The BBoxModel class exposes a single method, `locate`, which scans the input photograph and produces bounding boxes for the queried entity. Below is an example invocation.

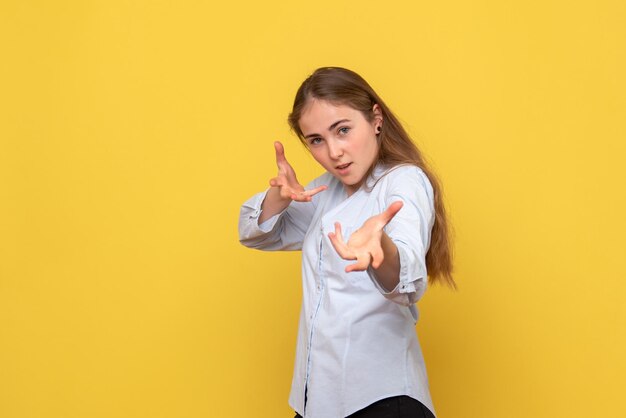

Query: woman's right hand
[269,141,327,202]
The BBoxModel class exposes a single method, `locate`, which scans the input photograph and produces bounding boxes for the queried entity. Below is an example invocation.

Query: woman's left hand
[328,201,404,272]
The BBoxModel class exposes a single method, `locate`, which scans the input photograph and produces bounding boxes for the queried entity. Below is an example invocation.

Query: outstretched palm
[328,201,404,272]
[270,141,327,202]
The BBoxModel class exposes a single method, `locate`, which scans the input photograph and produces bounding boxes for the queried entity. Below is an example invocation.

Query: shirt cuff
[366,245,427,306]
[246,188,287,232]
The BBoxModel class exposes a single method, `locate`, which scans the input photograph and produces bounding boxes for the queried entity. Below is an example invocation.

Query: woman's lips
[336,162,352,175]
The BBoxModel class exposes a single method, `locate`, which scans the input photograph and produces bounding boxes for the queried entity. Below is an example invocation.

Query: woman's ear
[372,104,383,122]
[372,104,383,130]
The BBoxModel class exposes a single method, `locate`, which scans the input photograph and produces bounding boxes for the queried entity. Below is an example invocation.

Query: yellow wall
[1,1,624,417]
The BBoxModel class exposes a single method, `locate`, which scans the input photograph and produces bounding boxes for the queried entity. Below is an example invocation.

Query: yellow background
[1,1,624,417]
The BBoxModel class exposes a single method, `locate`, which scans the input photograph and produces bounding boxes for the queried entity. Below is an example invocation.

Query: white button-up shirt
[239,164,437,418]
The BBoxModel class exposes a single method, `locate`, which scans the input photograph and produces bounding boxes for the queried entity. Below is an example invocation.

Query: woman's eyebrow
[304,119,351,139]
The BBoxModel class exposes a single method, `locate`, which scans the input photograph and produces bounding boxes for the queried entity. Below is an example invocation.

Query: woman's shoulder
[373,164,435,211]
[385,163,427,177]
[375,164,433,192]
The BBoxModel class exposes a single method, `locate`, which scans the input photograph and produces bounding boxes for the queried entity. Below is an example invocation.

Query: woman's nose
[327,139,343,159]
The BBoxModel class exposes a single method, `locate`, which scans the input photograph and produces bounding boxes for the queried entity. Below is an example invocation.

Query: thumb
[380,200,404,224]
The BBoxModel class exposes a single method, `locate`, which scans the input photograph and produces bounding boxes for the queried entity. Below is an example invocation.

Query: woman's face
[298,99,381,196]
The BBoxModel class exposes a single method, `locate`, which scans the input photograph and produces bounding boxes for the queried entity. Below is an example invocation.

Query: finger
[302,185,328,197]
[274,141,285,160]
[370,247,385,269]
[291,191,312,202]
[274,141,289,168]
[333,222,345,246]
[328,223,356,260]
[380,200,404,224]
[269,176,286,188]
[346,253,372,272]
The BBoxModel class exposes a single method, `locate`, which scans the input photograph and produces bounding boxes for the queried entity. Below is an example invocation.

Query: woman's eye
[310,137,323,145]
[338,127,350,135]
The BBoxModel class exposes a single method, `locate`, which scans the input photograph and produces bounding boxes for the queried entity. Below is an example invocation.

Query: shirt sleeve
[238,176,325,251]
[367,166,435,306]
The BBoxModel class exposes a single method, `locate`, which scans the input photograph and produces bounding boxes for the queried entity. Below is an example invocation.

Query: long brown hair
[288,67,455,288]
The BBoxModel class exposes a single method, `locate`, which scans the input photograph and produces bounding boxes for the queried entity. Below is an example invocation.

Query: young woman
[239,67,455,418]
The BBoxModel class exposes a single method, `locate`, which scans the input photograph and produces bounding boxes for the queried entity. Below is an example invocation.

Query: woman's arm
[372,231,401,291]
[328,166,435,304]
[238,141,327,251]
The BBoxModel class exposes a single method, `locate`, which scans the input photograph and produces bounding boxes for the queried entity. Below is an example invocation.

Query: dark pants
[294,395,436,418]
